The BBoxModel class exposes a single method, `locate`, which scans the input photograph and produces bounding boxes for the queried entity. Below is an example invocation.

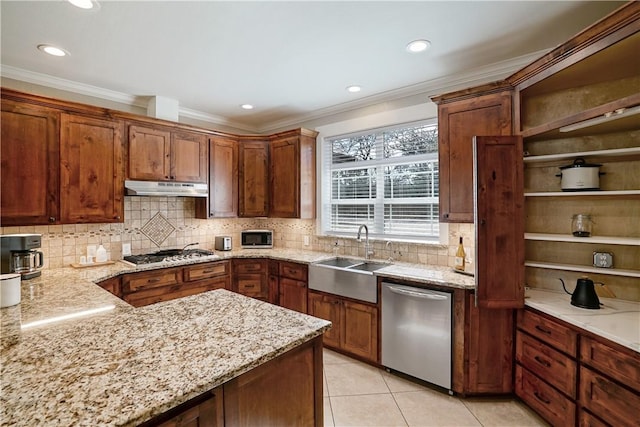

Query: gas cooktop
[124,248,217,266]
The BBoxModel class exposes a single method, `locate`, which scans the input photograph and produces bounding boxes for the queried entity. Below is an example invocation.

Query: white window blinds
[322,121,439,240]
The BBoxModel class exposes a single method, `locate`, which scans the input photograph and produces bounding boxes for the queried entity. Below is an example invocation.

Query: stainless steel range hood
[125,180,208,197]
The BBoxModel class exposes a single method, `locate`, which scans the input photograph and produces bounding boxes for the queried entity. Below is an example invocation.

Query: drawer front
[279,261,307,281]
[236,274,268,298]
[579,366,640,427]
[125,277,228,307]
[124,269,181,292]
[578,409,608,427]
[184,261,229,282]
[516,331,577,398]
[517,309,578,356]
[234,260,267,274]
[580,336,640,393]
[515,365,576,427]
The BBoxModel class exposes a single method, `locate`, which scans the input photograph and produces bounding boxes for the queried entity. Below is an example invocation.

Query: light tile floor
[323,349,549,427]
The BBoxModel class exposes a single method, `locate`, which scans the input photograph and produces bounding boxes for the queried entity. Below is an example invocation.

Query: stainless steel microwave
[241,230,273,249]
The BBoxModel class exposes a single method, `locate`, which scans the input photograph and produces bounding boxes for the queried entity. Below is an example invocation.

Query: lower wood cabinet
[96,276,122,298]
[516,307,640,426]
[276,261,308,313]
[232,259,269,302]
[121,261,230,307]
[308,290,378,363]
[144,336,323,427]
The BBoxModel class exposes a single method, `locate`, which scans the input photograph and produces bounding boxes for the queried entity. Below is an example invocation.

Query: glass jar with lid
[572,214,593,237]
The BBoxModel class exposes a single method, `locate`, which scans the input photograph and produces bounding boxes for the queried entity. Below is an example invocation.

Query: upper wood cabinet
[432,88,512,223]
[195,135,238,218]
[60,113,124,223]
[269,129,317,218]
[238,139,269,217]
[1,92,124,225]
[1,99,60,226]
[128,124,207,183]
[474,135,524,309]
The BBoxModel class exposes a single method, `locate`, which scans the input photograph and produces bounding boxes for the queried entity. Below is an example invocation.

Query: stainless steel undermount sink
[308,257,391,303]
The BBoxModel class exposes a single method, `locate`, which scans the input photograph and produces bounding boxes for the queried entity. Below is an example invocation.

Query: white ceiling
[0,1,625,133]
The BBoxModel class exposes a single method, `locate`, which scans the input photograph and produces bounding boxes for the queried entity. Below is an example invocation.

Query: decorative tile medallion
[140,212,175,246]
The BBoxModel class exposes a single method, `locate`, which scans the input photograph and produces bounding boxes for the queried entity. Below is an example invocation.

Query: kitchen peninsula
[0,265,330,426]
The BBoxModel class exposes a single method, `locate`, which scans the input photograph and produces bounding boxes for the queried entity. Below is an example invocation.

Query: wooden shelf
[524,190,640,197]
[524,147,640,164]
[525,261,640,278]
[521,94,640,140]
[525,233,640,246]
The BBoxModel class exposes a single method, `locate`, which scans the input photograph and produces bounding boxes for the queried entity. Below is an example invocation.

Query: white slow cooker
[556,158,604,191]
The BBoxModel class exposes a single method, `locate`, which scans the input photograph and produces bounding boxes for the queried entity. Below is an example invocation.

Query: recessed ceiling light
[241,104,254,110]
[68,0,99,10]
[346,85,361,93]
[406,39,431,53]
[37,44,69,57]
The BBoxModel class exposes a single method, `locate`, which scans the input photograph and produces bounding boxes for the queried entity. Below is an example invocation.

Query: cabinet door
[466,293,513,394]
[171,130,207,183]
[270,136,300,218]
[60,114,124,223]
[208,136,238,217]
[474,135,524,308]
[341,300,378,362]
[128,124,171,180]
[308,291,341,349]
[437,90,512,222]
[279,277,308,313]
[238,139,269,217]
[97,276,121,298]
[1,100,59,225]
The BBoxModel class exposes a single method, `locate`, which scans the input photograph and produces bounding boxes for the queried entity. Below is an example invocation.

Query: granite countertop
[1,273,330,426]
[525,288,640,353]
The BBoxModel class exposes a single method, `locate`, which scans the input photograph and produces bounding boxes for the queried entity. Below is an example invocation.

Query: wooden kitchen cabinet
[196,135,238,218]
[1,98,60,226]
[155,387,223,427]
[128,124,207,183]
[121,261,230,307]
[269,129,317,218]
[238,139,269,217]
[232,259,269,301]
[308,290,378,363]
[96,276,122,298]
[276,261,308,313]
[431,87,512,222]
[60,113,124,223]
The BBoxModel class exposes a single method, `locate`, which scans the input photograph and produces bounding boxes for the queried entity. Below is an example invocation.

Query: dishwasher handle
[386,285,448,300]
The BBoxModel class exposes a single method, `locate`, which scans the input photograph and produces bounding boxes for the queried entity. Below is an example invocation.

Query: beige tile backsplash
[0,196,474,271]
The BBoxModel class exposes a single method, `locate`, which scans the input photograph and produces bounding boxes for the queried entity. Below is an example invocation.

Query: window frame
[318,118,443,243]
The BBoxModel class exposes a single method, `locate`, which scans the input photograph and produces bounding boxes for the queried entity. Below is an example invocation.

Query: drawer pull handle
[202,269,214,273]
[535,325,552,335]
[534,356,551,368]
[147,278,161,283]
[533,391,551,405]
[244,284,255,288]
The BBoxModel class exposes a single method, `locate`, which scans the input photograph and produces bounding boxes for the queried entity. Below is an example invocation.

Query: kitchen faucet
[356,225,374,260]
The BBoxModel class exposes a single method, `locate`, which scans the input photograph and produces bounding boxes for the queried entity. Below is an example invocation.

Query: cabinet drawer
[236,275,268,298]
[579,366,640,427]
[578,409,608,427]
[515,365,576,427]
[184,261,229,282]
[516,331,577,398]
[234,260,267,274]
[580,336,640,393]
[517,309,577,356]
[279,261,307,281]
[123,269,180,292]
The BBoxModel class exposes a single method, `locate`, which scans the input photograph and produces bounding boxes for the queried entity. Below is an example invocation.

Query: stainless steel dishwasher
[381,282,452,390]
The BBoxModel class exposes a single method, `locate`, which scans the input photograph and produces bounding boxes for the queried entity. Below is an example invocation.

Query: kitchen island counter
[1,271,330,426]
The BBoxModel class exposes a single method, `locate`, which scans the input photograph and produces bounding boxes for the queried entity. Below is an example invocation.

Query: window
[321,120,439,240]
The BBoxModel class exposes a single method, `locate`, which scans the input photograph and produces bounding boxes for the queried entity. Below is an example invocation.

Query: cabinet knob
[443,213,449,219]
[48,217,56,223]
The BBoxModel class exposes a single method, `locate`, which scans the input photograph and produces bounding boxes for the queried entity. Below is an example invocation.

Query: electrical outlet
[122,243,131,256]
[303,235,310,246]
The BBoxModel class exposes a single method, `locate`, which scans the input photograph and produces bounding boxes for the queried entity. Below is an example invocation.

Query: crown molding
[2,48,548,134]
[256,48,549,133]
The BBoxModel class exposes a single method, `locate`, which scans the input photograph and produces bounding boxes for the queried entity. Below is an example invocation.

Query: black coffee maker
[0,234,44,280]
[559,277,601,309]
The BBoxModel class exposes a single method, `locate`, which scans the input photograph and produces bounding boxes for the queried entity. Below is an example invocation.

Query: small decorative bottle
[454,237,466,272]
